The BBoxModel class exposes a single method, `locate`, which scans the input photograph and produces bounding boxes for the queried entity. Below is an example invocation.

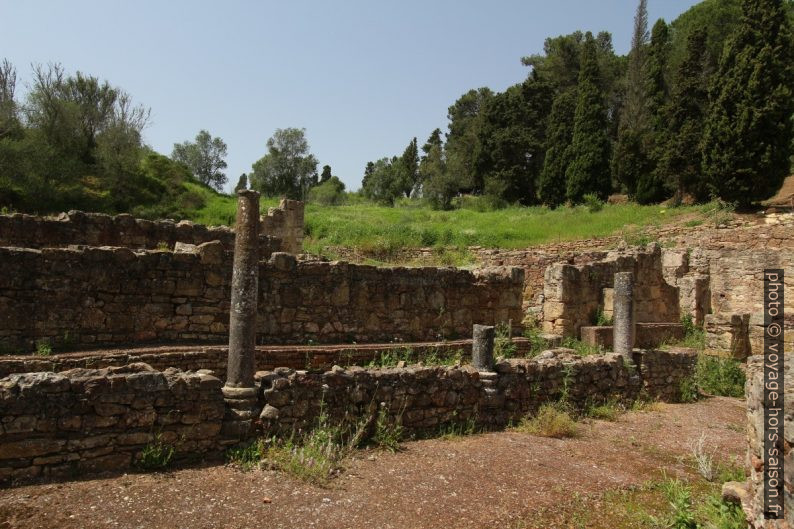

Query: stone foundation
[580,323,685,350]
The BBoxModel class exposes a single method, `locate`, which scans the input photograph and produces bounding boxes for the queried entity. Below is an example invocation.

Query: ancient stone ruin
[0,195,791,526]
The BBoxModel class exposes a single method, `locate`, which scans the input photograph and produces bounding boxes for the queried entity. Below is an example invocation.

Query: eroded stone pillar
[613,271,635,359]
[223,190,260,437]
[472,324,495,371]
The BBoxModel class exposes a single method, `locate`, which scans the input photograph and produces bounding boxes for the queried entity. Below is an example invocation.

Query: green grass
[184,192,707,264]
[136,434,175,471]
[365,347,464,368]
[693,355,745,398]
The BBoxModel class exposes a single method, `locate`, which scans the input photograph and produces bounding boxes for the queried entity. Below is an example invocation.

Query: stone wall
[0,200,305,256]
[0,363,224,483]
[260,199,304,254]
[0,349,697,484]
[542,244,680,337]
[0,338,539,379]
[0,246,523,351]
[256,348,696,435]
[743,354,793,528]
[260,253,524,344]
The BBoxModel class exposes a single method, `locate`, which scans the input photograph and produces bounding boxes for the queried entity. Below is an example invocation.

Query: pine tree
[657,28,709,201]
[702,0,794,206]
[634,18,671,204]
[398,137,419,197]
[538,89,576,207]
[565,33,612,203]
[613,0,652,196]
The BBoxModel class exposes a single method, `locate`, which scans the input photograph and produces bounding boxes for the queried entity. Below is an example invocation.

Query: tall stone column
[472,324,495,371]
[223,190,261,438]
[613,271,635,360]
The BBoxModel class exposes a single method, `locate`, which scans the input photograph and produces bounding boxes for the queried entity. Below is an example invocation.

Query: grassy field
[188,190,706,262]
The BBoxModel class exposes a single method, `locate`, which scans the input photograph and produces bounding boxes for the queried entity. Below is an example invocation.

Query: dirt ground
[0,397,745,529]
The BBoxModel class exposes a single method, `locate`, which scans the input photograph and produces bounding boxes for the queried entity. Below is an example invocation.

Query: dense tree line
[363,0,793,209]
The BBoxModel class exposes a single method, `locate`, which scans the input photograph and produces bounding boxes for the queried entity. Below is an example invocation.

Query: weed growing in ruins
[693,355,745,398]
[435,414,479,440]
[522,324,548,356]
[261,407,369,485]
[515,402,579,439]
[137,434,175,471]
[701,198,737,228]
[680,314,706,350]
[156,241,170,251]
[679,376,699,403]
[646,475,747,529]
[372,405,404,452]
[35,339,52,356]
[594,308,612,326]
[651,477,698,529]
[584,398,624,421]
[366,347,463,368]
[690,433,716,482]
[226,439,265,471]
[560,337,601,357]
[494,322,517,358]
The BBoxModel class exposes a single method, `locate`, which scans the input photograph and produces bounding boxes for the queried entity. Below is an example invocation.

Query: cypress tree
[538,89,576,207]
[565,33,612,203]
[702,0,794,206]
[634,18,671,204]
[613,1,652,198]
[658,28,710,201]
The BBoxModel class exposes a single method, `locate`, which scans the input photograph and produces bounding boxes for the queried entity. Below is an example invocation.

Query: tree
[397,138,419,197]
[445,87,493,193]
[249,127,319,200]
[657,28,710,201]
[361,157,401,205]
[702,0,794,206]
[320,165,332,184]
[171,130,228,191]
[475,77,553,205]
[614,0,652,195]
[538,89,576,207]
[417,130,455,209]
[234,173,248,192]
[0,59,21,140]
[565,33,612,203]
[309,175,346,205]
[634,19,672,204]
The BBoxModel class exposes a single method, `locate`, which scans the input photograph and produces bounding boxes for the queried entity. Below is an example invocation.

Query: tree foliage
[445,87,493,193]
[249,127,319,200]
[565,33,612,203]
[171,130,228,191]
[702,0,794,206]
[538,89,576,207]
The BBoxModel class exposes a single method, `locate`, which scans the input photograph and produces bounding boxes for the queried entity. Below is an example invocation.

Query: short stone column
[613,271,635,359]
[223,190,261,438]
[472,324,495,371]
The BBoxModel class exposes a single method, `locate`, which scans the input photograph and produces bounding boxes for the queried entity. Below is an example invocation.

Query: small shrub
[594,308,612,326]
[680,314,706,350]
[679,376,699,403]
[585,398,623,421]
[516,402,579,438]
[583,193,604,213]
[494,322,517,358]
[226,439,265,471]
[436,414,479,440]
[137,435,175,470]
[690,433,715,481]
[372,405,403,452]
[35,339,52,356]
[156,241,170,251]
[560,337,601,357]
[697,492,747,529]
[657,478,698,529]
[694,355,745,398]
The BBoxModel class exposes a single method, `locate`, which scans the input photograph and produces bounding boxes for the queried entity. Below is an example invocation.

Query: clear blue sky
[2,0,700,192]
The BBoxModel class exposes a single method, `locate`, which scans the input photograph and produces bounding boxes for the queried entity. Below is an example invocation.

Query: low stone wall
[0,338,539,379]
[0,363,224,483]
[542,244,680,336]
[0,210,281,255]
[743,354,793,528]
[0,246,524,351]
[256,349,697,435]
[0,349,697,485]
[579,323,685,350]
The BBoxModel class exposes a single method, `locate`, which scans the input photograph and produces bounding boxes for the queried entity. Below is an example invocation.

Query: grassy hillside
[191,191,706,263]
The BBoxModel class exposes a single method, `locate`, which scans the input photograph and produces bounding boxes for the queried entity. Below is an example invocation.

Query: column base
[221,385,259,440]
